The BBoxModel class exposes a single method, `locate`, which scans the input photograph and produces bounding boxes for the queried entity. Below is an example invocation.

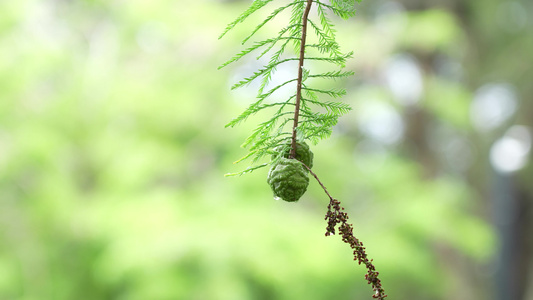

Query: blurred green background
[1,0,532,299]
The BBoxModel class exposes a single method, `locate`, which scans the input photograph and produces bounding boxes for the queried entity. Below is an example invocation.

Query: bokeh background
[0,0,532,299]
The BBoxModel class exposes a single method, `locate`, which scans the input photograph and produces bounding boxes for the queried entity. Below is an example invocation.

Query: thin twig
[290,0,313,159]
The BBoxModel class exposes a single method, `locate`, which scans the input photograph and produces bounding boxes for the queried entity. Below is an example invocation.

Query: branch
[291,0,313,158]
[302,163,388,300]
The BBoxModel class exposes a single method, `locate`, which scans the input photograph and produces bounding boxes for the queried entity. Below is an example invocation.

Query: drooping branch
[221,1,387,297]
[290,0,313,159]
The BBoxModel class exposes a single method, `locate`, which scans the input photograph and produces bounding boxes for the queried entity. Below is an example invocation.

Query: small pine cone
[272,140,313,168]
[267,158,309,202]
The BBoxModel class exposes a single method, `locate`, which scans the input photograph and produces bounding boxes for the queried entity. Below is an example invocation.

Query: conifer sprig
[220,0,358,174]
[220,1,387,298]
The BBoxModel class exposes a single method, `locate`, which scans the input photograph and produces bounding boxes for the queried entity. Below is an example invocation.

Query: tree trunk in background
[396,0,533,299]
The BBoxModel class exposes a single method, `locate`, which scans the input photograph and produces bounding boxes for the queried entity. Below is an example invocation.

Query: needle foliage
[220,0,360,176]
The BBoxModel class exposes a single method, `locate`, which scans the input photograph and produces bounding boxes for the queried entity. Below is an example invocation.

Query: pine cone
[272,140,313,168]
[267,158,309,202]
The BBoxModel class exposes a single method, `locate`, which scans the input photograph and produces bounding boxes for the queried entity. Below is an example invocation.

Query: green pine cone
[272,140,313,168]
[267,158,309,202]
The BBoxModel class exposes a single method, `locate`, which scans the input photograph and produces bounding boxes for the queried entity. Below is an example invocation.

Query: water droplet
[274,196,281,201]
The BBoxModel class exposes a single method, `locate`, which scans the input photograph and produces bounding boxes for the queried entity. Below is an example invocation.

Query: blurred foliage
[1,0,531,299]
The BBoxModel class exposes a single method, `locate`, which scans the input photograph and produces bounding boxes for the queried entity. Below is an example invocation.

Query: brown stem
[303,162,334,202]
[290,0,313,159]
[302,163,388,299]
